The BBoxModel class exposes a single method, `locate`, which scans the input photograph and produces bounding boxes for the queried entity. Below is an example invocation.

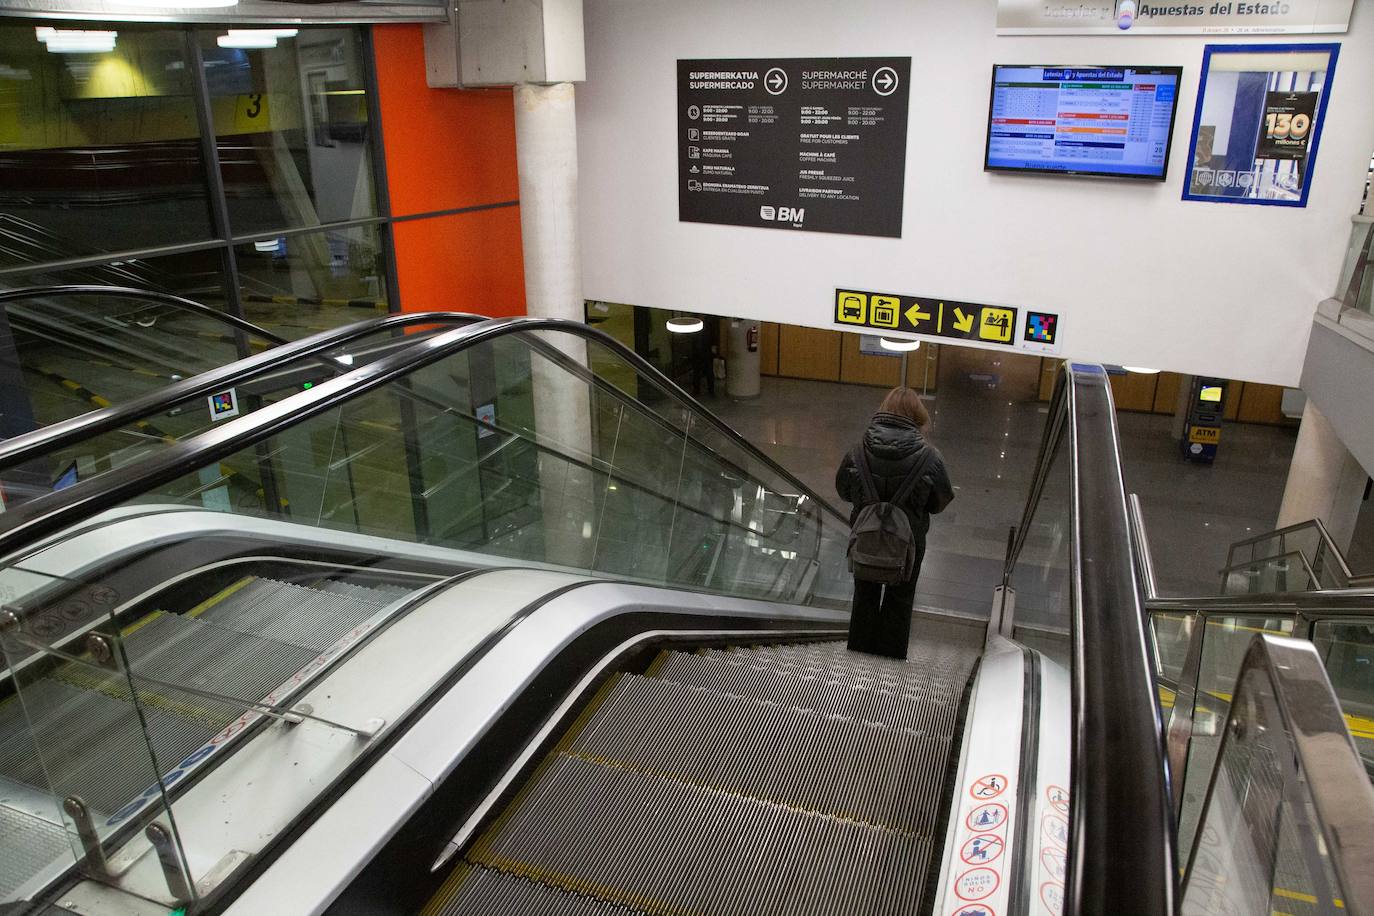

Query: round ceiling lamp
[879,337,921,352]
[1123,366,1161,374]
[666,317,704,334]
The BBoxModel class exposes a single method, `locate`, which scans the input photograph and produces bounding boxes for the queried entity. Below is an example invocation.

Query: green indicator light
[302,381,313,390]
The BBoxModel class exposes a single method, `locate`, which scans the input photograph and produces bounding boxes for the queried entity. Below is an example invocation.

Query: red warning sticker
[970,773,1008,800]
[1041,846,1067,882]
[1041,812,1069,849]
[955,867,1001,901]
[965,802,1009,833]
[960,833,1005,866]
[953,905,997,916]
[1046,784,1069,814]
[1040,881,1064,915]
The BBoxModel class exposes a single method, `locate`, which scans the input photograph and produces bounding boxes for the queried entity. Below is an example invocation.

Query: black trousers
[848,563,921,660]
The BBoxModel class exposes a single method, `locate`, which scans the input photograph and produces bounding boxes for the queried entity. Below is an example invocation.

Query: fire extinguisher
[746,325,759,353]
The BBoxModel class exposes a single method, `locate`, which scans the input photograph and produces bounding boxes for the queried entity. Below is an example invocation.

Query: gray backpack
[847,446,933,585]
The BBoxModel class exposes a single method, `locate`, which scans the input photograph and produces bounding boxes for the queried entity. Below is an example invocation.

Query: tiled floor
[706,369,1299,614]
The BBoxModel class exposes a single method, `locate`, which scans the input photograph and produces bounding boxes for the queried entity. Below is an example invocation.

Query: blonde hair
[878,387,931,431]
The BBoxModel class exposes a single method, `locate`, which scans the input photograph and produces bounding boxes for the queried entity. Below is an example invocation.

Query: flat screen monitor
[985,65,1183,180]
[1198,385,1223,404]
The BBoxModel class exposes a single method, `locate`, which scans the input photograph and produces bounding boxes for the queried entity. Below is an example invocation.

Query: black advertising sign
[678,58,912,238]
[1255,91,1318,161]
[834,289,1019,347]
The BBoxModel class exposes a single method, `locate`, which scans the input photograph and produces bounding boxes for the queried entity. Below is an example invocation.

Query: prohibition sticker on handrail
[960,833,1005,866]
[971,773,1008,800]
[966,802,1009,832]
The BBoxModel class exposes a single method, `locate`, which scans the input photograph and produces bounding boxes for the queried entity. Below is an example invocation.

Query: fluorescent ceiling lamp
[260,28,299,38]
[253,239,280,252]
[218,30,279,49]
[879,337,921,352]
[37,29,117,53]
[666,317,704,334]
[123,0,240,7]
[1123,366,1161,374]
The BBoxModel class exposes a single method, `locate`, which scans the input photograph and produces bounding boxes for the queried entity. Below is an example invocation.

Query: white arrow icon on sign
[872,66,898,96]
[765,67,788,95]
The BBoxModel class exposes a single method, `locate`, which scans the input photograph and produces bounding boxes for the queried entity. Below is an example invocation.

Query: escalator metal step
[196,578,389,654]
[0,806,70,901]
[424,863,643,916]
[709,646,963,694]
[468,752,931,916]
[0,678,231,815]
[570,673,951,834]
[116,611,317,700]
[652,651,962,736]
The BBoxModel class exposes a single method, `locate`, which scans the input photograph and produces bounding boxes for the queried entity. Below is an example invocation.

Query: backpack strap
[851,446,881,505]
[891,447,936,506]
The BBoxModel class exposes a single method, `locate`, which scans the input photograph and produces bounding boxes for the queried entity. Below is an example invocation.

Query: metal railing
[1180,634,1374,915]
[1220,517,1354,593]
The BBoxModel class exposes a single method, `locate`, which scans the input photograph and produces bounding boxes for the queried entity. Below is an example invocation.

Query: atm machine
[1181,377,1227,464]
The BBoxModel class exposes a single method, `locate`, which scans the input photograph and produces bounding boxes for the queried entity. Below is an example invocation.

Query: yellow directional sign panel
[1189,426,1221,445]
[834,288,1022,348]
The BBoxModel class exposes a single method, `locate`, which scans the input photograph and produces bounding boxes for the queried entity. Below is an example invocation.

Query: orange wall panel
[392,208,526,317]
[372,24,526,317]
[372,25,521,217]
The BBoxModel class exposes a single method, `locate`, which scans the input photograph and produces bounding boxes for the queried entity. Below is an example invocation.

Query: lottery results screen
[985,65,1183,180]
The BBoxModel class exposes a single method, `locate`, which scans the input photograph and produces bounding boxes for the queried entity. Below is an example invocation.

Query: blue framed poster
[1182,43,1340,208]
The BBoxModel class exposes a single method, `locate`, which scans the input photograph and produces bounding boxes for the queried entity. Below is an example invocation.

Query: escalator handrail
[1005,362,1176,914]
[1064,363,1176,914]
[0,284,291,346]
[0,305,487,474]
[1180,633,1374,914]
[1146,589,1374,616]
[0,315,849,563]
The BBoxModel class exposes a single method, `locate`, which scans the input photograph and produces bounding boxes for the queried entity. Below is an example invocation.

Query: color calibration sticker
[207,388,240,422]
[944,772,1015,915]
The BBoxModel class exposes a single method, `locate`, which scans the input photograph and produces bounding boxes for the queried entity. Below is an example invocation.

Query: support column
[514,82,596,569]
[726,319,761,399]
[1277,401,1369,550]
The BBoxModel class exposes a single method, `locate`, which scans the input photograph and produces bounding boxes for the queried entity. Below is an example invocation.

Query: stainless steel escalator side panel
[225,580,847,916]
[931,636,1027,916]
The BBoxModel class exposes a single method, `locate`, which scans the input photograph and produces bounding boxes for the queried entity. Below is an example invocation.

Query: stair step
[426,863,643,916]
[0,806,70,901]
[570,673,951,834]
[469,752,931,916]
[652,651,964,737]
[197,578,387,653]
[114,611,317,701]
[711,646,965,694]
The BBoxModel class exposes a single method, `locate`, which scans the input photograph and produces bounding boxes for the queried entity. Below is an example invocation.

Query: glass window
[0,23,216,269]
[198,26,377,237]
[233,223,388,338]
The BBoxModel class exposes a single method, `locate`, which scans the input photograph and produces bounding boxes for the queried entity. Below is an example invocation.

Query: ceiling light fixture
[36,29,117,53]
[1123,366,1161,374]
[218,30,279,49]
[122,0,240,8]
[879,337,922,352]
[666,317,704,334]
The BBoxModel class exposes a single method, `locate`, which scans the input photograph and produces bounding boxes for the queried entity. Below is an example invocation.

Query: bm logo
[760,205,805,225]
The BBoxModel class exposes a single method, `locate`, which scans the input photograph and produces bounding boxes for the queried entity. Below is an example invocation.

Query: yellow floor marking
[1273,886,1344,907]
[185,577,255,619]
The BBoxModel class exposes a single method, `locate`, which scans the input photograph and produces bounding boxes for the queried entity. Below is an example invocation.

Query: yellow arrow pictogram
[953,307,975,333]
[905,303,931,326]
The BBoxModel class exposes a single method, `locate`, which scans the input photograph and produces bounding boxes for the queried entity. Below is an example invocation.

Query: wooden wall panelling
[1152,372,1183,414]
[906,343,939,392]
[839,333,901,388]
[759,322,780,376]
[778,325,842,381]
[1109,370,1159,412]
[1237,382,1291,425]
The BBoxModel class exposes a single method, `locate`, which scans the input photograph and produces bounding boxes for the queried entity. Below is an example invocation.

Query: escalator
[0,302,1367,916]
[426,615,981,916]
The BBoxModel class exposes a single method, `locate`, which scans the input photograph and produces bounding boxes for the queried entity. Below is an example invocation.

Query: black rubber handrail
[0,284,291,346]
[0,305,486,473]
[0,316,849,561]
[1062,363,1176,914]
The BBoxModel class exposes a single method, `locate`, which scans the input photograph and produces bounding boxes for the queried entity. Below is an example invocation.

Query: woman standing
[835,386,954,659]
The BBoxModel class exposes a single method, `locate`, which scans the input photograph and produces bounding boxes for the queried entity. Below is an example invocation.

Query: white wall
[576,0,1374,386]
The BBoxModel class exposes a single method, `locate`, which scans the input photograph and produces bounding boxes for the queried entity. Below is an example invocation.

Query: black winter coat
[834,412,955,551]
